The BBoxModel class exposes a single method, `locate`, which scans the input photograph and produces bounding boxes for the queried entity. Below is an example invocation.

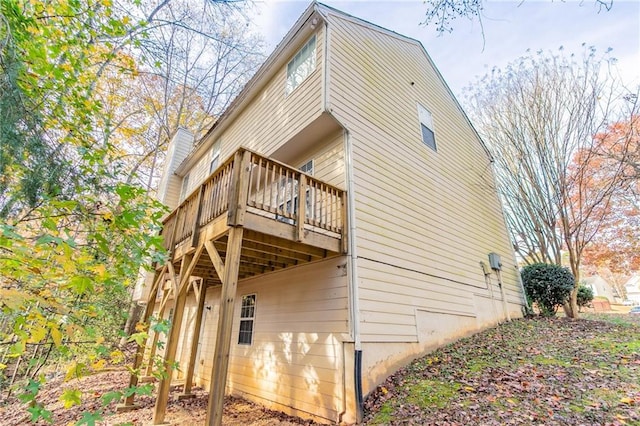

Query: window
[238,294,256,345]
[417,103,437,151]
[286,35,316,95]
[180,172,190,200]
[209,141,221,174]
[300,159,313,175]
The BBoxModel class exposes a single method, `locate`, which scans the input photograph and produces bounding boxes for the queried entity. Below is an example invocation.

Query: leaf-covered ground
[0,368,318,425]
[364,314,640,426]
[2,314,638,425]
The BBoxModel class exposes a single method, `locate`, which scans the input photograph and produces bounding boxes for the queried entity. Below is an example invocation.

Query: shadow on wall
[227,331,345,421]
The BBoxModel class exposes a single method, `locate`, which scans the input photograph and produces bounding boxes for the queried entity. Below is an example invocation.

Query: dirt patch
[0,370,320,425]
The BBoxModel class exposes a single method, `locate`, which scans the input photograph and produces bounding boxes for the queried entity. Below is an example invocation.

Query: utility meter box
[488,253,502,271]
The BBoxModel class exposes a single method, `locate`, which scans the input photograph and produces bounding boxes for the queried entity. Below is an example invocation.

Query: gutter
[175,4,322,176]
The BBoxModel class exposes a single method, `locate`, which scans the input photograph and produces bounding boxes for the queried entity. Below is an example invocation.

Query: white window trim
[300,159,314,175]
[238,293,256,345]
[417,103,437,151]
[209,141,221,174]
[179,172,190,201]
[285,35,317,95]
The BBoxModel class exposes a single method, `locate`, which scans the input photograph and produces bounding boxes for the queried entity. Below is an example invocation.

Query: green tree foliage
[0,0,167,420]
[521,264,575,316]
[577,285,595,311]
[1,0,263,421]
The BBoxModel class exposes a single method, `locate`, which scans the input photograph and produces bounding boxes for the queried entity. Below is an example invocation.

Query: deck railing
[160,148,346,253]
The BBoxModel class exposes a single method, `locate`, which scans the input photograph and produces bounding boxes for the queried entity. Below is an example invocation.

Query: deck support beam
[152,245,204,425]
[180,279,207,398]
[144,262,180,378]
[117,266,165,411]
[144,287,173,378]
[205,226,244,426]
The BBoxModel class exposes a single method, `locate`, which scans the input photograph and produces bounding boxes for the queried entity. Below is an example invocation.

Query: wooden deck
[122,148,347,426]
[160,148,347,281]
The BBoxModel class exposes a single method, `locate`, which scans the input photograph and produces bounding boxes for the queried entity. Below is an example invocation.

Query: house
[625,275,640,305]
[123,2,525,424]
[582,275,617,302]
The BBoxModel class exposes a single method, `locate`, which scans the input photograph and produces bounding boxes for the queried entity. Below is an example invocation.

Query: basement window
[417,103,437,151]
[286,35,316,95]
[238,294,256,345]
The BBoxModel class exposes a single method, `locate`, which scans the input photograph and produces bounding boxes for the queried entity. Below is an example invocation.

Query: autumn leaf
[59,389,82,408]
[91,359,106,371]
[65,362,89,381]
[51,326,63,346]
[28,326,47,344]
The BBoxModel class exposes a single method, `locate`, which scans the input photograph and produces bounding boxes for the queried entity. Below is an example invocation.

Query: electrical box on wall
[488,252,502,271]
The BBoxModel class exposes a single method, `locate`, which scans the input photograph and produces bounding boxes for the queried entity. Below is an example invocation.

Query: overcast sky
[250,0,640,99]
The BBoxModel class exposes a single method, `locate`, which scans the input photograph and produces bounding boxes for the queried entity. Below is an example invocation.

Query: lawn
[363,314,640,425]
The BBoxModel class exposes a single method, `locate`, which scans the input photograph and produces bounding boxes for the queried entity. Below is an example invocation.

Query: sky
[249,0,640,99]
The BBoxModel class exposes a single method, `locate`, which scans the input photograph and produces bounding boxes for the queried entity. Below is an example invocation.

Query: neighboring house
[625,275,640,305]
[582,275,617,302]
[124,3,525,424]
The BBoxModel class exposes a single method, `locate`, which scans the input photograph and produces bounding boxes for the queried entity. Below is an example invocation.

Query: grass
[363,314,640,425]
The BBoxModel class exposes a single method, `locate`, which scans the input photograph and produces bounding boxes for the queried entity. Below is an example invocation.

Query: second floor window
[417,103,437,151]
[286,35,316,95]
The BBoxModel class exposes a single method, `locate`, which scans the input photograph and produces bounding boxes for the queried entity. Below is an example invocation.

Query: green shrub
[577,285,595,311]
[521,263,575,316]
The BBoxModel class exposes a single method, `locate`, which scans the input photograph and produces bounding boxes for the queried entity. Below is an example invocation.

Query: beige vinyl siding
[180,148,217,199]
[179,26,326,188]
[192,256,349,423]
[287,130,345,187]
[158,128,194,209]
[326,13,521,344]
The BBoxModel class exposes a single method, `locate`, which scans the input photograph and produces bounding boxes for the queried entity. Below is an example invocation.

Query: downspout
[321,14,363,423]
[322,20,350,424]
[345,130,364,422]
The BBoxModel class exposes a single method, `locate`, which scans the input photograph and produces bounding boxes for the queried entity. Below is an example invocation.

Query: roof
[625,275,640,289]
[175,1,492,174]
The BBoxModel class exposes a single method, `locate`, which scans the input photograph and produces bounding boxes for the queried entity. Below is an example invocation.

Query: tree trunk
[119,301,144,347]
[564,286,580,319]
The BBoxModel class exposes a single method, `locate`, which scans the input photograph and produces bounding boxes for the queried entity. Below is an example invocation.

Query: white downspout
[322,15,363,422]
[344,132,361,351]
[322,11,360,353]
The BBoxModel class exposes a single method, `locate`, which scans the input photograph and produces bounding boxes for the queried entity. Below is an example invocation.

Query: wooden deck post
[152,245,204,425]
[296,174,307,242]
[144,262,180,377]
[179,279,207,398]
[118,267,165,410]
[190,186,205,247]
[205,226,244,426]
[227,150,251,226]
[143,289,172,378]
